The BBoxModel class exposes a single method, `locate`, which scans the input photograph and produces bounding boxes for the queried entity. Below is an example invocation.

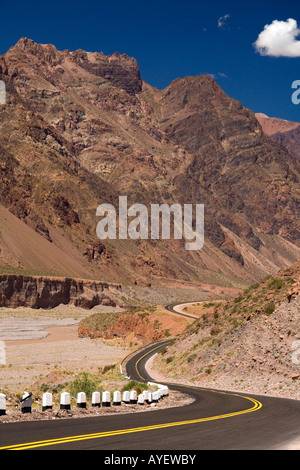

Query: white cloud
[253,18,300,57]
[218,13,230,28]
[202,72,228,80]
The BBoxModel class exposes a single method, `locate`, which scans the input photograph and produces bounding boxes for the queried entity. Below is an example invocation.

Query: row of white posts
[0,385,169,415]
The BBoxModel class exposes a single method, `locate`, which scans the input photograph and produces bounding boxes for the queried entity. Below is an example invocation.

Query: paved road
[164,303,199,319]
[1,340,300,450]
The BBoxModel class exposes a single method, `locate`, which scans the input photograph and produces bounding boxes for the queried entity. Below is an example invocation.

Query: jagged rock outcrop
[0,275,122,309]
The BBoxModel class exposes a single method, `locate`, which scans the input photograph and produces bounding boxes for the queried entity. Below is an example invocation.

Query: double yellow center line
[0,342,263,450]
[0,396,262,450]
[134,341,173,381]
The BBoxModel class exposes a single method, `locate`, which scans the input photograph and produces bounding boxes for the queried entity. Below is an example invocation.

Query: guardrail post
[123,390,130,404]
[92,391,101,407]
[102,390,111,407]
[60,392,71,410]
[143,390,150,404]
[77,392,87,408]
[152,391,159,403]
[160,386,169,397]
[21,391,32,413]
[138,393,144,405]
[42,392,53,411]
[130,390,137,404]
[0,393,6,416]
[113,391,121,406]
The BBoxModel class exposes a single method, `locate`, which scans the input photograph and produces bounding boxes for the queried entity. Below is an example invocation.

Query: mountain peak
[13,37,59,55]
[4,38,143,95]
[255,112,300,136]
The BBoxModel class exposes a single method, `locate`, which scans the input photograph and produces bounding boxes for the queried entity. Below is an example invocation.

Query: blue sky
[0,0,299,121]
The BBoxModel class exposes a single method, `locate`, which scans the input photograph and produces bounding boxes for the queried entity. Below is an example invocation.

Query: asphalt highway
[1,339,300,451]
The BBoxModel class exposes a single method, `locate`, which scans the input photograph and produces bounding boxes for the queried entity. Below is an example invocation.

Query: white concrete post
[152,391,159,403]
[42,392,53,411]
[60,392,71,410]
[21,391,32,414]
[92,391,101,407]
[143,390,150,404]
[123,390,130,404]
[0,393,6,416]
[77,392,87,408]
[138,393,144,405]
[113,391,121,406]
[130,390,137,404]
[102,390,111,407]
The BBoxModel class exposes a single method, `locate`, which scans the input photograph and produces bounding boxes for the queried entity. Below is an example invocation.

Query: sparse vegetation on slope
[78,306,192,345]
[152,261,300,399]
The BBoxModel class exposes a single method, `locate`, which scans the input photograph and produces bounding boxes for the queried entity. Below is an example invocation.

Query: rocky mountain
[255,113,300,136]
[256,112,300,161]
[0,38,299,290]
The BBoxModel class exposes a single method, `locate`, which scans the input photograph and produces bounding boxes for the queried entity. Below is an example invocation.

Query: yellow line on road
[0,396,262,450]
[135,341,172,381]
[0,341,263,450]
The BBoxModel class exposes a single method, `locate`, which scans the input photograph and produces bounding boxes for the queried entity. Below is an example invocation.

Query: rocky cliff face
[0,275,121,309]
[256,113,300,161]
[0,38,299,288]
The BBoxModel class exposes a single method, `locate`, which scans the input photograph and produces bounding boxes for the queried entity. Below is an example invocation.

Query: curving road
[1,340,300,450]
[164,303,199,319]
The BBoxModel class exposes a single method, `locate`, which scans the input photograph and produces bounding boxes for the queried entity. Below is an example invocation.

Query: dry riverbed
[0,304,129,394]
[0,304,194,423]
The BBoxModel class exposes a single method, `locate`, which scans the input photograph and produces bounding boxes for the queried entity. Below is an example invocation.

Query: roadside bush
[121,380,148,396]
[69,372,102,399]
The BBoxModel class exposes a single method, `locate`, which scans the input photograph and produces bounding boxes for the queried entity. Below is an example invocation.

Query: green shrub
[102,364,116,374]
[243,283,259,295]
[267,278,284,290]
[203,302,215,308]
[187,354,196,363]
[121,381,148,393]
[166,356,174,364]
[69,372,102,399]
[264,302,276,315]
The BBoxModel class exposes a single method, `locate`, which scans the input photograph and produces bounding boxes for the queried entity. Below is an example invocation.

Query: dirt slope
[152,260,300,399]
[0,203,99,279]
